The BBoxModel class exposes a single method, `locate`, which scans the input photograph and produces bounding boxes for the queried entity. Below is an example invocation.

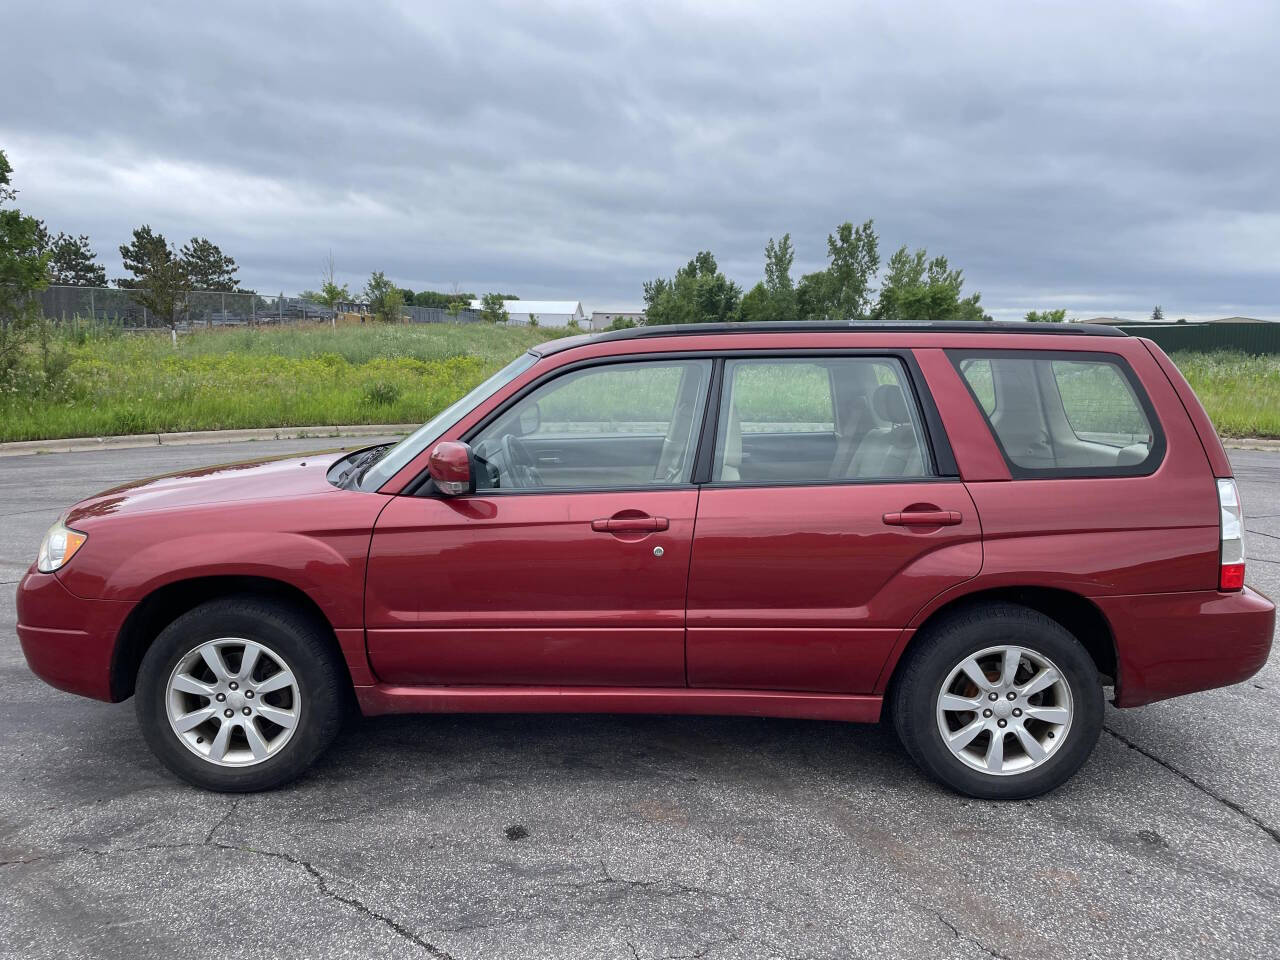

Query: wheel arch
[881,586,1118,698]
[110,575,355,701]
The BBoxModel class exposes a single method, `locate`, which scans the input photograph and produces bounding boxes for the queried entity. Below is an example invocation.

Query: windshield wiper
[338,445,391,489]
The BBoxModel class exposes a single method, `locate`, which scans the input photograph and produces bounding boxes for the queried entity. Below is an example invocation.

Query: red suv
[16,323,1274,798]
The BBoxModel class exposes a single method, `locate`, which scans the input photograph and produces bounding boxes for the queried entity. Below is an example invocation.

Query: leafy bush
[362,381,402,407]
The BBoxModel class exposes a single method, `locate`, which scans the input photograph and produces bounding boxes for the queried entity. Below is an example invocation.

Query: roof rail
[533,320,1127,355]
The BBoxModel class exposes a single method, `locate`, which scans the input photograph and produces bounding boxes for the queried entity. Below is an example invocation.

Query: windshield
[358,352,538,490]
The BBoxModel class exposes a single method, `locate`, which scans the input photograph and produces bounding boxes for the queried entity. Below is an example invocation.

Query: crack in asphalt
[1104,726,1280,845]
[263,847,458,960]
[204,797,242,845]
[2,829,459,959]
[934,912,1013,960]
[596,858,737,903]
[625,934,745,960]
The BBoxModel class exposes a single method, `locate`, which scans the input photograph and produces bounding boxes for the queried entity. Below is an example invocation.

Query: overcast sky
[4,0,1278,319]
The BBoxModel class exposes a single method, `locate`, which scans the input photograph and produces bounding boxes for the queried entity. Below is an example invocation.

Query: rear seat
[846,384,923,478]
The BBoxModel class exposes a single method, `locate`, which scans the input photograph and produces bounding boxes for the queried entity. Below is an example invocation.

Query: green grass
[0,325,1275,442]
[1172,350,1280,439]
[0,323,566,442]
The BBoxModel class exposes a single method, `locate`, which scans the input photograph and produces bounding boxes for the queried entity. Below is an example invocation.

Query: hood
[64,453,342,525]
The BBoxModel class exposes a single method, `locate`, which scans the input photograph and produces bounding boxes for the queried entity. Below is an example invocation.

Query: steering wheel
[501,434,543,488]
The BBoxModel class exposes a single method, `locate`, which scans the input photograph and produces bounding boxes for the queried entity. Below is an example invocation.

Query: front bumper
[1097,586,1276,708]
[16,570,135,702]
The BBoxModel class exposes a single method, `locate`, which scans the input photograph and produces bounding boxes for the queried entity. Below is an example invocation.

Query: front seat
[847,384,922,478]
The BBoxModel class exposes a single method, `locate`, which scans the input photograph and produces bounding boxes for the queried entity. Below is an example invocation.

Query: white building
[469,299,586,327]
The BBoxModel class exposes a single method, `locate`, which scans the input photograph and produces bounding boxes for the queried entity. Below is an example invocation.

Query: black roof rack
[532,320,1126,355]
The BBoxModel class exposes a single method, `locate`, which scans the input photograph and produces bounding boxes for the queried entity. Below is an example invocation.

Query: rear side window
[711,356,934,484]
[951,350,1163,478]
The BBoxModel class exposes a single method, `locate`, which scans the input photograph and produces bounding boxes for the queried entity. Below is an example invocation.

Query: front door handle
[883,510,962,527]
[591,516,669,533]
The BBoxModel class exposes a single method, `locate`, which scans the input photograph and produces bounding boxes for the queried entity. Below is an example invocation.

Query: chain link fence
[36,285,484,330]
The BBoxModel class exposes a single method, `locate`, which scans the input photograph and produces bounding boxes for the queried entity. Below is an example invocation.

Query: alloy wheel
[935,644,1073,776]
[165,637,301,767]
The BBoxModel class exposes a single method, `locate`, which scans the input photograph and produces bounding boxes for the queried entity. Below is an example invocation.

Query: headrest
[872,384,910,424]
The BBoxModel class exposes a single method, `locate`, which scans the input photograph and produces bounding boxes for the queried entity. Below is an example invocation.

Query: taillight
[1217,478,1246,591]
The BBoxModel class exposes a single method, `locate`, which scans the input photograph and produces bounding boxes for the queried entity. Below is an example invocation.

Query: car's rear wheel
[891,603,1103,799]
[135,597,347,792]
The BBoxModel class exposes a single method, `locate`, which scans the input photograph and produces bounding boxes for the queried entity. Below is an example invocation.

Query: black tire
[135,596,347,792]
[890,602,1103,800]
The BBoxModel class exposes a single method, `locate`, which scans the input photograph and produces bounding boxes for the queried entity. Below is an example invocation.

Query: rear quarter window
[949,349,1165,478]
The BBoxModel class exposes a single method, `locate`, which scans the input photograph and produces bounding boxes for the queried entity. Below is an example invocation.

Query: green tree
[118,225,190,339]
[642,250,742,325]
[0,149,51,380]
[116,224,168,289]
[480,292,510,324]
[314,251,350,329]
[398,288,415,305]
[739,282,770,324]
[756,233,798,322]
[364,271,403,323]
[1151,305,1164,322]
[47,233,106,286]
[413,290,476,310]
[446,297,466,320]
[873,246,988,323]
[797,219,880,322]
[181,237,238,291]
[1025,308,1068,323]
[135,246,191,341]
[527,312,539,328]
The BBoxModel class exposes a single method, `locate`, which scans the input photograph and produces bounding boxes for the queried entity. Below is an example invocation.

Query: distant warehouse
[469,299,587,327]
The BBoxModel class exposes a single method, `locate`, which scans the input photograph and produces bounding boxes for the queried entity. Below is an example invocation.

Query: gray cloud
[3,0,1278,318]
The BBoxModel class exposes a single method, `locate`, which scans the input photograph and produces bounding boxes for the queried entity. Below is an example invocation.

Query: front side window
[470,359,712,490]
[711,357,933,484]
[952,350,1161,476]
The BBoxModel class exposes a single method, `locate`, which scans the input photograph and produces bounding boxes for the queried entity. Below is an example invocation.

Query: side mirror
[427,441,475,496]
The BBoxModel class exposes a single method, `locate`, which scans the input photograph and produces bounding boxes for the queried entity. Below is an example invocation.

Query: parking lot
[1,439,1277,960]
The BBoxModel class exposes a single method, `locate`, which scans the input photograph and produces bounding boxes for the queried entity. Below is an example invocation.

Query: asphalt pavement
[1,440,1277,960]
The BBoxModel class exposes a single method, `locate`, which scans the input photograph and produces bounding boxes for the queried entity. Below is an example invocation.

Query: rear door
[685,353,981,694]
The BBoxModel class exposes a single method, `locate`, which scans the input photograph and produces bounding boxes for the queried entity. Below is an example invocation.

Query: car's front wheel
[135,597,347,792]
[891,603,1104,799]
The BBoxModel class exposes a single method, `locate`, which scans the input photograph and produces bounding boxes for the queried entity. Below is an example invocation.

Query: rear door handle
[591,516,669,533]
[883,510,962,526]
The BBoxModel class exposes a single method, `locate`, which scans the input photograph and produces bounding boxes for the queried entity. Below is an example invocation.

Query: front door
[685,354,982,693]
[366,357,713,687]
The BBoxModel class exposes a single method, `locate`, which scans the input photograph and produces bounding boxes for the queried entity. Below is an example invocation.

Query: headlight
[37,520,88,573]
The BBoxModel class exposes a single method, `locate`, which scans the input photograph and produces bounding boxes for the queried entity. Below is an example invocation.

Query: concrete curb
[1222,437,1280,452]
[0,426,1275,458]
[0,424,417,458]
